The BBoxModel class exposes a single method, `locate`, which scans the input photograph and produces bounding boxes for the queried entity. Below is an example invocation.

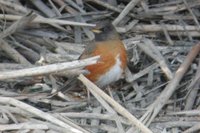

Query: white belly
[95,55,123,87]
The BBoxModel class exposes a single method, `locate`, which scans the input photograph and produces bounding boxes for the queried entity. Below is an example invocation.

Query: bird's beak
[92,29,102,33]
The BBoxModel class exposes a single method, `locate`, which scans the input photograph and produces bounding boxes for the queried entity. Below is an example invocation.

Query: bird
[80,23,127,87]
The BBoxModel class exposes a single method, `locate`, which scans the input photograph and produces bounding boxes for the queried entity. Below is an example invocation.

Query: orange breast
[84,40,127,85]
